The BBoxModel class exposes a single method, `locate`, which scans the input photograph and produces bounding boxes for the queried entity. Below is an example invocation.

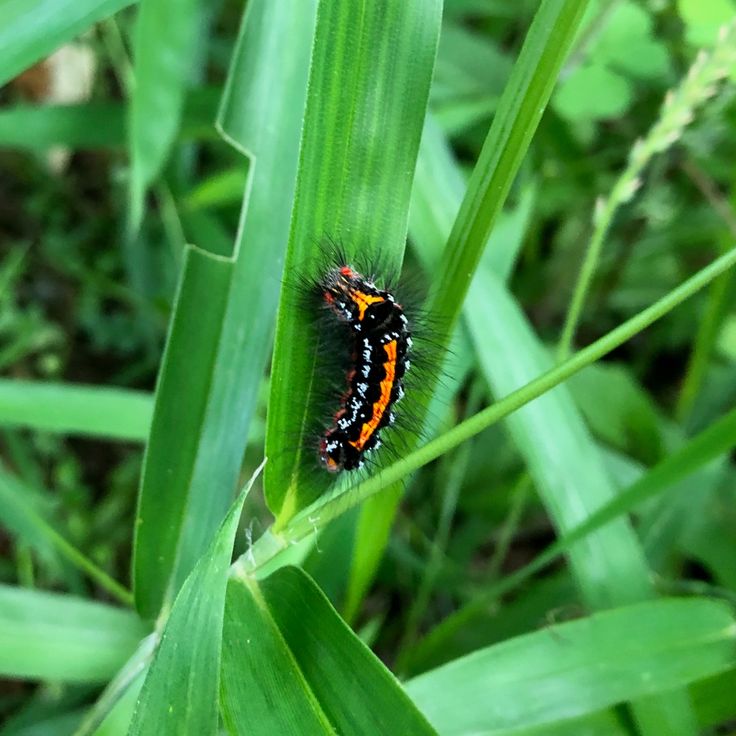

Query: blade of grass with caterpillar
[265,0,442,525]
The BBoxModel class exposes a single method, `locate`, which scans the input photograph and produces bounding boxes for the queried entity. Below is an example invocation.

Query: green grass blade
[406,598,736,734]
[408,404,736,672]
[221,566,438,735]
[693,667,736,732]
[128,0,201,229]
[133,247,233,618]
[343,486,402,623]
[3,711,84,736]
[500,710,629,736]
[208,0,318,516]
[0,465,66,574]
[0,0,136,87]
[129,462,261,735]
[468,270,653,605]
[220,577,335,735]
[91,674,143,736]
[0,104,125,149]
[74,635,153,736]
[0,379,152,441]
[134,0,318,619]
[428,0,590,329]
[265,0,442,523]
[0,585,146,683]
[466,278,700,734]
[410,103,701,729]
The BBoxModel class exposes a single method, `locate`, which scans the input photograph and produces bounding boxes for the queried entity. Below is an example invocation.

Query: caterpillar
[315,264,413,473]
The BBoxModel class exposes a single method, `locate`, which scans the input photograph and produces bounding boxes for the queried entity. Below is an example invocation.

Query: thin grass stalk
[558,21,736,360]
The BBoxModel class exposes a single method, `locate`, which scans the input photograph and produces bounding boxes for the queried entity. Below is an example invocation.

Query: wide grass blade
[0,380,152,441]
[265,0,442,523]
[209,0,318,521]
[0,586,146,683]
[0,0,136,87]
[338,0,586,627]
[134,0,319,619]
[129,462,262,735]
[406,598,736,735]
[220,566,437,735]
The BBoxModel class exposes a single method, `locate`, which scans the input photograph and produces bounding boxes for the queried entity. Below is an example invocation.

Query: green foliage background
[1,0,736,734]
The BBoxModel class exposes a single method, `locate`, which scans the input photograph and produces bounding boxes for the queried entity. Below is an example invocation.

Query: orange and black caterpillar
[316,264,412,472]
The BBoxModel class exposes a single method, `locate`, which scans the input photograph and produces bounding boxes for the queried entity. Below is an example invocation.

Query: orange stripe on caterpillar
[351,340,397,451]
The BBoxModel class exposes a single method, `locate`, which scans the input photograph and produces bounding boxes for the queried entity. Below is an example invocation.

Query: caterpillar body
[316,264,412,473]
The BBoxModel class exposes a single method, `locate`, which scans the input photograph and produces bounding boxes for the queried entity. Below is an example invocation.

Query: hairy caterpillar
[316,264,413,472]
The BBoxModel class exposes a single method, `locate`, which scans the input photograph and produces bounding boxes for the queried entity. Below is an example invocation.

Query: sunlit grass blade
[0,585,147,683]
[0,379,152,441]
[406,598,736,734]
[264,0,441,524]
[221,566,438,735]
[129,462,262,735]
[0,0,136,87]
